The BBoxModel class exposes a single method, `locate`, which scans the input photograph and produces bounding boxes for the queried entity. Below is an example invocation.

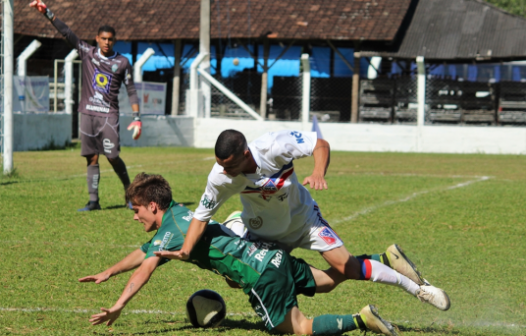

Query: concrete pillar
[351,52,361,123]
[134,48,155,83]
[301,54,311,124]
[260,39,270,118]
[416,56,426,127]
[17,40,41,77]
[65,49,79,115]
[200,0,211,118]
[171,39,182,115]
[3,0,14,174]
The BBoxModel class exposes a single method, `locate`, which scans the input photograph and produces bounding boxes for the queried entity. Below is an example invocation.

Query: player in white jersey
[162,129,451,311]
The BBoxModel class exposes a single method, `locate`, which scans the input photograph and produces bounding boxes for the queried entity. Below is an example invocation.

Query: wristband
[44,8,55,21]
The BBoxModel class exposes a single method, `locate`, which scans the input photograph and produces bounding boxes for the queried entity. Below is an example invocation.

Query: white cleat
[417,285,451,311]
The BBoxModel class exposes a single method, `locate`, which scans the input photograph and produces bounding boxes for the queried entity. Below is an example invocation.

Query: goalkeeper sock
[109,157,130,190]
[357,258,420,296]
[87,164,100,202]
[312,314,358,335]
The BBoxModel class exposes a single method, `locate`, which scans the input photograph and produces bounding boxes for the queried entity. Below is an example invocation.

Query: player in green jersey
[79,173,398,335]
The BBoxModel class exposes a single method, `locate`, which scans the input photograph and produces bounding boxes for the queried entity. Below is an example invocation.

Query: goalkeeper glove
[127,117,142,140]
[29,0,54,21]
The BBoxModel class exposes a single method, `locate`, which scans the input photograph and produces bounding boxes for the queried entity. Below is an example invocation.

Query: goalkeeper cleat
[355,305,398,336]
[78,201,101,212]
[386,244,426,285]
[417,285,451,311]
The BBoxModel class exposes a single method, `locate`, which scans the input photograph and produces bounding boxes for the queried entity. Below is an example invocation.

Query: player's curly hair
[126,173,172,211]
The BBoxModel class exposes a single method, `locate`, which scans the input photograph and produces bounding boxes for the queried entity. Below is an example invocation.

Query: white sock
[366,259,420,296]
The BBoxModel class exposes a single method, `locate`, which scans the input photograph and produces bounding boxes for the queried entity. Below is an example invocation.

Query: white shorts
[223,205,344,253]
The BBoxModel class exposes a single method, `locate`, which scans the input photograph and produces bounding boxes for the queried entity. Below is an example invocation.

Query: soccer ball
[186,289,227,328]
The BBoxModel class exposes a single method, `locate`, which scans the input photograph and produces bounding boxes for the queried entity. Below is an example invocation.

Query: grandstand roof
[361,0,526,61]
[12,0,413,42]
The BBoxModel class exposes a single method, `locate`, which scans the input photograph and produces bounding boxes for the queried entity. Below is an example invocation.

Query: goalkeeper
[30,0,143,211]
[79,173,399,335]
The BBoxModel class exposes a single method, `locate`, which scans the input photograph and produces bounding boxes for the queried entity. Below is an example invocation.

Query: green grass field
[1,146,525,336]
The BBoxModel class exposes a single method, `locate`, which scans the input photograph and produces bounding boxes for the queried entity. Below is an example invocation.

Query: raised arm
[30,1,84,53]
[88,256,160,326]
[78,248,146,284]
[302,138,330,190]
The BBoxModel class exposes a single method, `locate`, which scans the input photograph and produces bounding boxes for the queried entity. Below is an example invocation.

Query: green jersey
[141,201,284,294]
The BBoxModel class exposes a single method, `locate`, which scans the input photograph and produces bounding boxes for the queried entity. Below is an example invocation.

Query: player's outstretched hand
[89,306,123,326]
[154,250,189,260]
[78,272,111,284]
[29,0,47,13]
[302,173,328,191]
[127,117,142,140]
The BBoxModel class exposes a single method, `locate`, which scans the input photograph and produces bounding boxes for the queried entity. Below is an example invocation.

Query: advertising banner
[118,81,166,115]
[8,76,50,113]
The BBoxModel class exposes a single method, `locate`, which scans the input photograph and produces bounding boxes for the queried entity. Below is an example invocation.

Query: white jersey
[193,130,318,242]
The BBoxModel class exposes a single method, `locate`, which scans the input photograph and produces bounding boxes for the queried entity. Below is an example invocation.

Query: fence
[355,77,526,125]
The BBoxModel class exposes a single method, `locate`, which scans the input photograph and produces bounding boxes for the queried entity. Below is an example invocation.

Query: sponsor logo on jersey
[182,210,194,222]
[86,104,110,113]
[111,64,118,73]
[92,69,113,94]
[88,92,110,108]
[159,231,174,251]
[290,131,304,144]
[270,251,282,268]
[153,240,162,246]
[103,138,115,154]
[247,244,257,257]
[248,216,263,230]
[318,227,338,245]
[242,162,294,200]
[91,58,100,66]
[201,195,217,209]
[277,193,289,202]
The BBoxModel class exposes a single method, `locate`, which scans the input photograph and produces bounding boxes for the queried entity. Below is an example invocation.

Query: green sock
[312,314,360,335]
[355,253,391,267]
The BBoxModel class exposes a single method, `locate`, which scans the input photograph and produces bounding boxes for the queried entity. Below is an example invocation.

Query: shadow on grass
[397,324,460,334]
[104,205,128,210]
[96,318,265,335]
[0,180,19,186]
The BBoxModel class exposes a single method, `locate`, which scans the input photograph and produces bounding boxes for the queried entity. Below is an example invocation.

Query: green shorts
[248,252,316,330]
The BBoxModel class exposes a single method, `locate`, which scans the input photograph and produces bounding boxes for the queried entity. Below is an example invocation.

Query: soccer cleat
[416,285,451,311]
[386,244,426,285]
[78,201,101,212]
[224,211,242,222]
[355,305,398,336]
[222,211,247,237]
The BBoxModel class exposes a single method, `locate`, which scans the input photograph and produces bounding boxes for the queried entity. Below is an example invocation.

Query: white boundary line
[332,176,491,225]
[1,307,523,329]
[0,307,255,317]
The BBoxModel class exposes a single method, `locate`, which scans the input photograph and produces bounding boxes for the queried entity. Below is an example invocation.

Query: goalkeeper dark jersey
[141,201,284,294]
[52,18,139,117]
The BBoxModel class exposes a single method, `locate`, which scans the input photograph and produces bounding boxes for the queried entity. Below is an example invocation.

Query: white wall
[193,118,526,155]
[13,112,71,151]
[119,115,194,147]
[12,114,526,155]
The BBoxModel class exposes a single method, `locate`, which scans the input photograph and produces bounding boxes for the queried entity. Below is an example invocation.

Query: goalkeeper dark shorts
[248,253,316,330]
[80,113,120,159]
